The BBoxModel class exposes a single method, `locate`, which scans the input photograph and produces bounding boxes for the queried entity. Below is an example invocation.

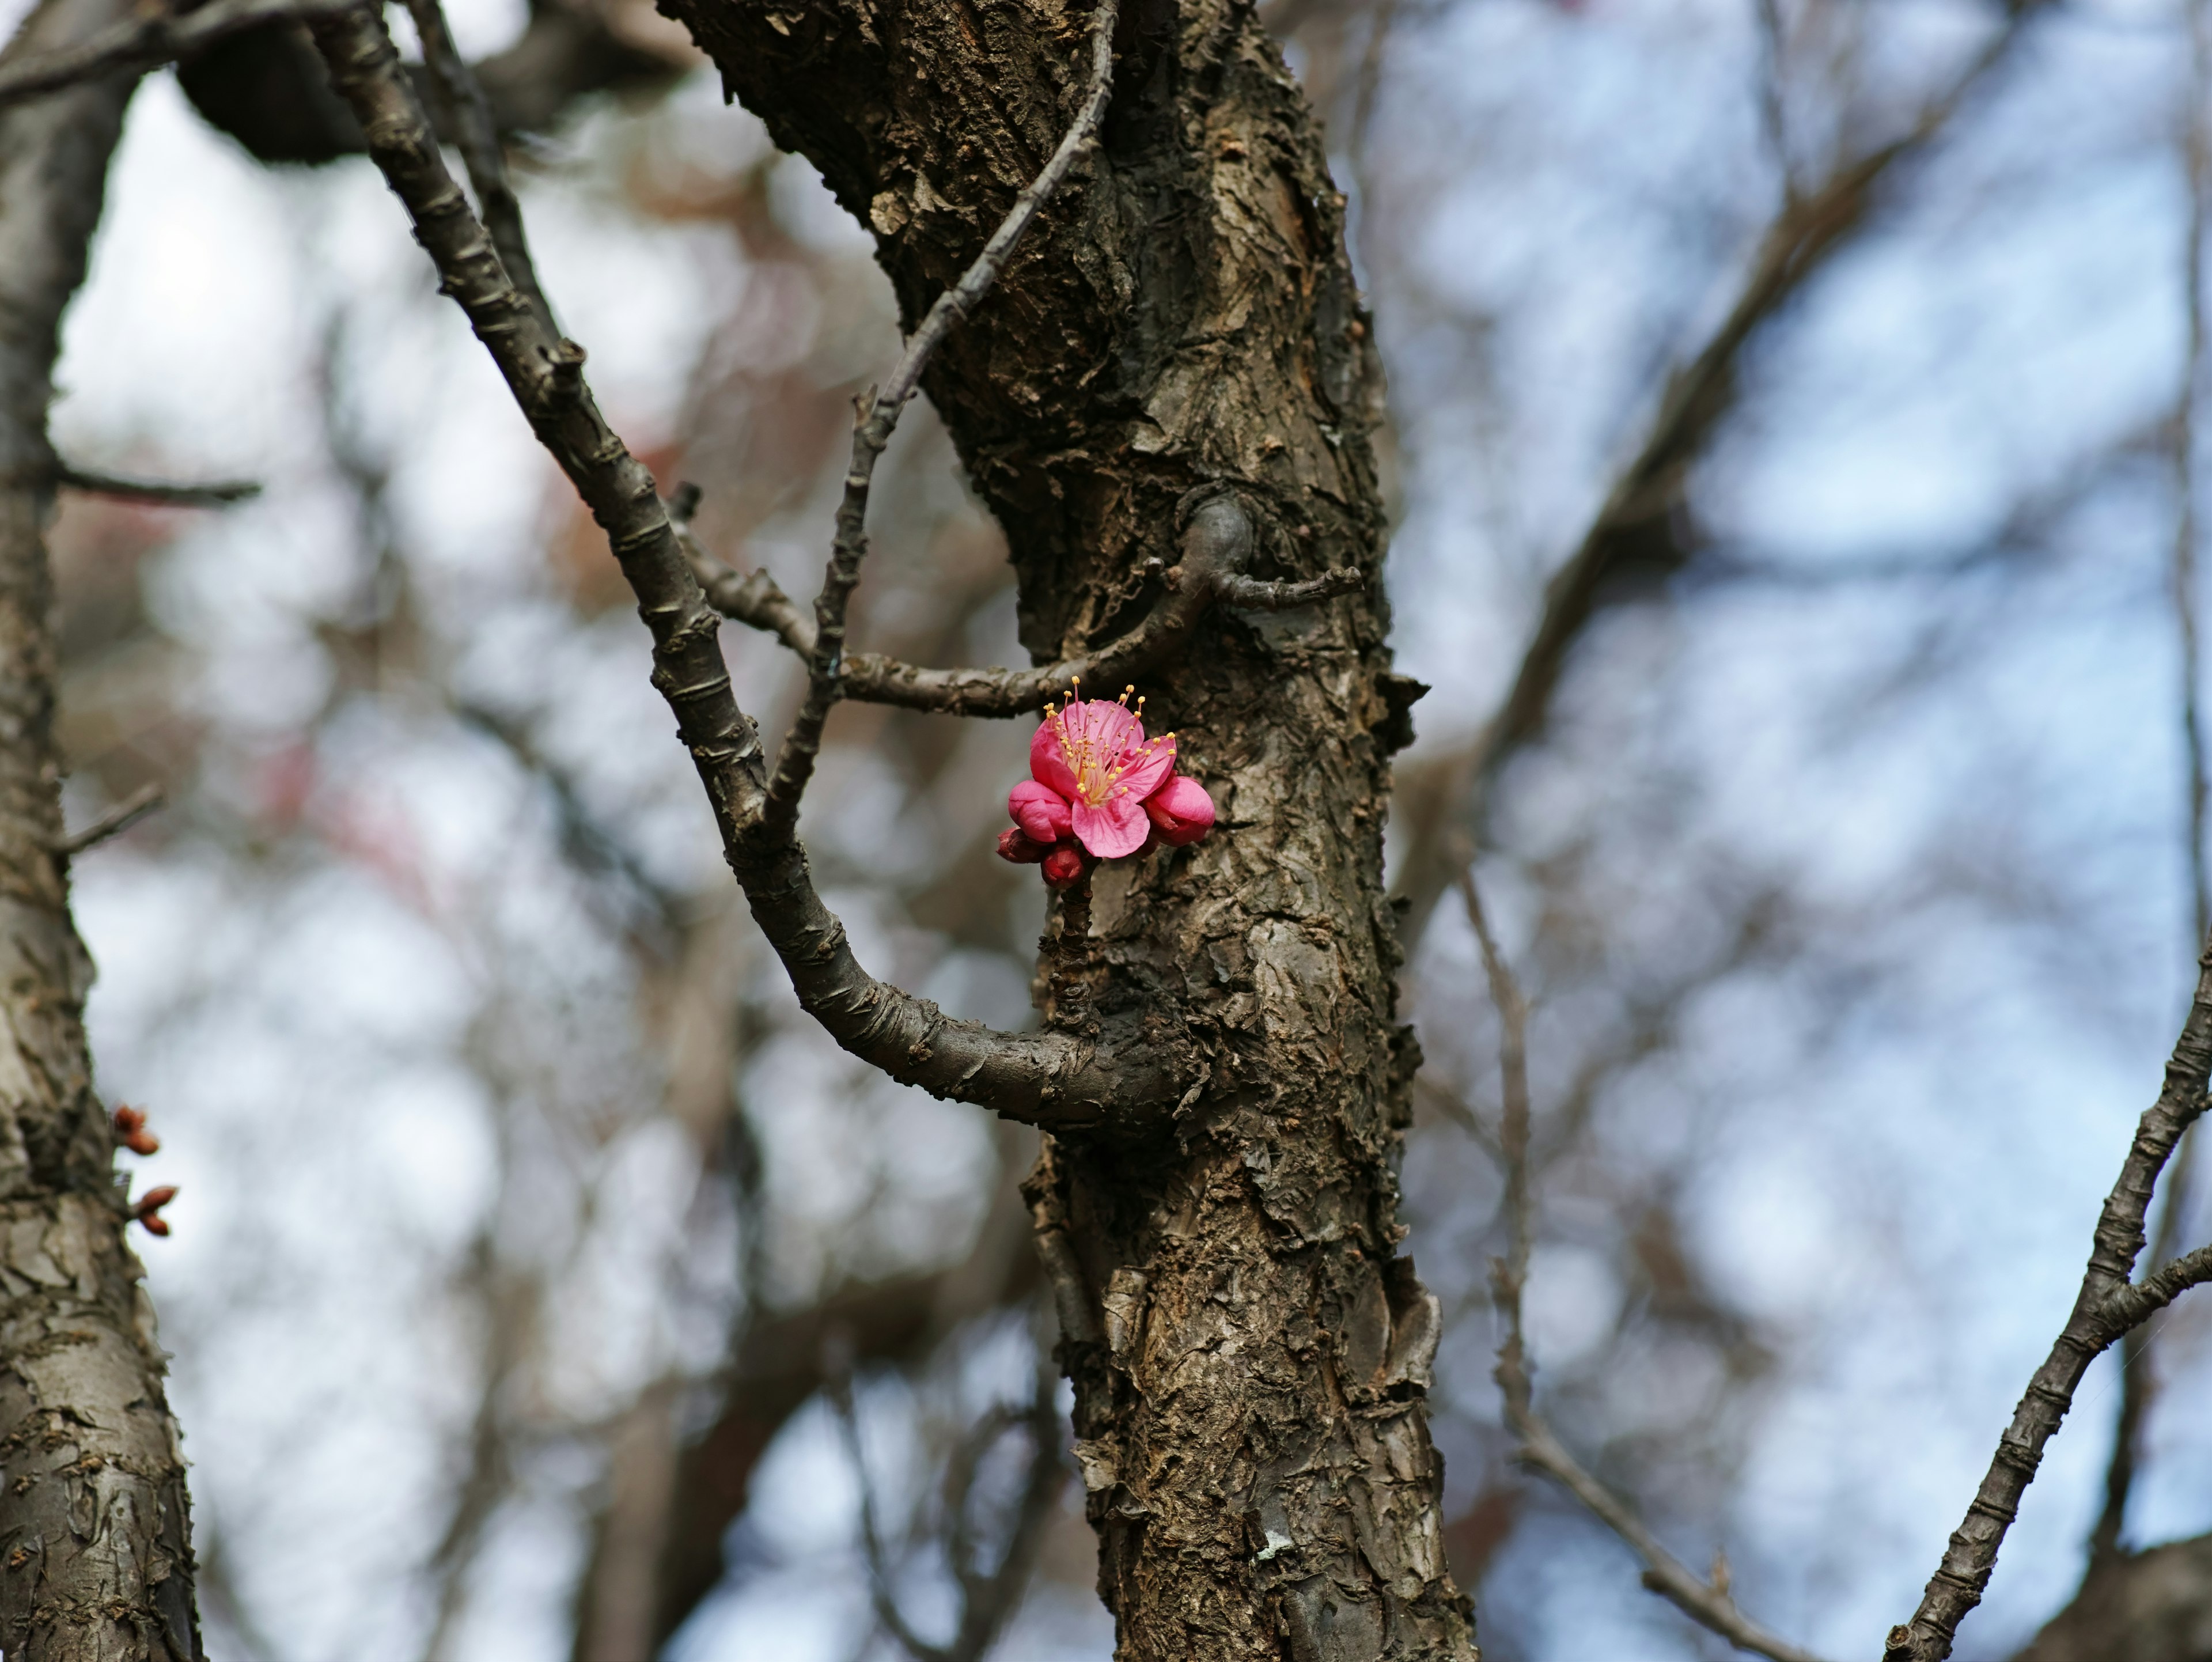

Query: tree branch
[692,490,1358,718]
[0,0,351,107]
[55,465,260,506]
[1461,869,1832,1662]
[398,0,551,332]
[1887,941,2212,1662]
[52,780,161,855]
[755,0,1119,831]
[305,1,1179,1133]
[2094,0,2212,1565]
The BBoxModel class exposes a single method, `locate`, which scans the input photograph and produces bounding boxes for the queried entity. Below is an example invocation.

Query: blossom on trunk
[1143,774,1215,846]
[995,682,1215,880]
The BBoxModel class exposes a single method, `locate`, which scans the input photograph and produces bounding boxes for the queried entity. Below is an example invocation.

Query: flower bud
[997,827,1050,864]
[1142,774,1215,846]
[1041,843,1086,887]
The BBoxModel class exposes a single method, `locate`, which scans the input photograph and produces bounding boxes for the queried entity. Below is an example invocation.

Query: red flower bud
[112,1106,160,1156]
[997,827,1050,864]
[132,1184,178,1235]
[1041,843,1086,887]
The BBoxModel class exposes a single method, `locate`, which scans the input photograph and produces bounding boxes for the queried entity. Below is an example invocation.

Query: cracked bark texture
[657,1,1471,1655]
[0,3,202,1657]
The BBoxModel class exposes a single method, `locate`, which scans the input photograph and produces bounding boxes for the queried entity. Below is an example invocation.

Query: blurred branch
[304,2,1183,1132]
[690,489,1359,718]
[0,0,351,106]
[1392,9,2041,941]
[52,780,161,855]
[399,0,551,333]
[55,465,261,506]
[418,1229,535,1662]
[1462,869,1833,1662]
[1887,945,2212,1662]
[2096,0,2212,1567]
[756,0,1118,828]
[831,1347,1063,1662]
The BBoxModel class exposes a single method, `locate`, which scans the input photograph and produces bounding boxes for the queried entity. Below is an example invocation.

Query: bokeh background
[9,0,2211,1655]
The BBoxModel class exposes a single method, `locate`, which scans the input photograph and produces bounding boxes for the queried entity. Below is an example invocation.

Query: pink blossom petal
[1116,735,1176,803]
[1029,715,1081,797]
[1009,779,1073,843]
[1144,774,1215,846]
[1059,696,1143,759]
[1071,794,1151,859]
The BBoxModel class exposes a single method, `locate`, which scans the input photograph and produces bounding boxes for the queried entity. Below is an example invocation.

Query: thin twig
[52,782,161,855]
[1887,944,2212,1661]
[695,491,1357,717]
[2096,0,2212,1564]
[55,467,260,506]
[757,0,1120,834]
[1459,868,1833,1662]
[305,2,1177,1131]
[0,0,355,107]
[399,0,551,331]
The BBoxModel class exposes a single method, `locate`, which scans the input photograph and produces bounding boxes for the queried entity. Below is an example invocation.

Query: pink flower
[1143,774,1215,846]
[1023,684,1177,860]
[1000,682,1217,878]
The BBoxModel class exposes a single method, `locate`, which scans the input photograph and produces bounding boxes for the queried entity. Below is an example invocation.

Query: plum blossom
[1143,774,1214,846]
[996,682,1215,882]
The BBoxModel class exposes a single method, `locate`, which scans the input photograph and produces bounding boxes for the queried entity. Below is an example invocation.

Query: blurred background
[9,0,2209,1655]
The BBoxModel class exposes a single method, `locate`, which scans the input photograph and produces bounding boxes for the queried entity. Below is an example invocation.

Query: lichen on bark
[657,0,1475,1653]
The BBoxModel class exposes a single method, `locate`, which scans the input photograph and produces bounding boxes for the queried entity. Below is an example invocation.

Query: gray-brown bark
[306,0,1468,1649]
[657,3,1469,1656]
[0,3,202,1657]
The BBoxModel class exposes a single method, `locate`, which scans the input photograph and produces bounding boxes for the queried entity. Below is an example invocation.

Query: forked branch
[685,490,1361,719]
[306,0,1179,1133]
[400,0,551,331]
[1887,942,2212,1662]
[1460,869,1833,1662]
[757,0,1118,822]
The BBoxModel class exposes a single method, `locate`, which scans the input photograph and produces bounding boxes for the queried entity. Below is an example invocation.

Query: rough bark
[658,3,1468,1656]
[0,4,203,1659]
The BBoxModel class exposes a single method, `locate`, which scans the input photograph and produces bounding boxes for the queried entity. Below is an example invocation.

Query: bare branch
[696,491,1355,717]
[305,2,1180,1132]
[757,0,1120,831]
[399,0,551,331]
[0,0,351,107]
[1887,943,2212,1662]
[2096,0,2212,1565]
[56,465,260,506]
[1461,869,1834,1662]
[52,781,162,855]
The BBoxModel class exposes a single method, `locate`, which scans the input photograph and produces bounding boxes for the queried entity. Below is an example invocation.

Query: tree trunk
[0,6,203,1659]
[657,2,1470,1655]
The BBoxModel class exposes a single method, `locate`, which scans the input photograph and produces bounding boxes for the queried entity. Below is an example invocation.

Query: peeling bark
[658,2,1473,1655]
[0,3,202,1657]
